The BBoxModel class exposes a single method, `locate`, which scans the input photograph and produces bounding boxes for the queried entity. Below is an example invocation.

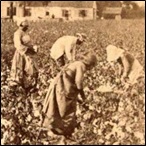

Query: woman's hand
[121,73,129,83]
[33,45,38,53]
[26,45,38,55]
[77,98,89,110]
[81,101,89,110]
[77,89,86,103]
[78,89,86,100]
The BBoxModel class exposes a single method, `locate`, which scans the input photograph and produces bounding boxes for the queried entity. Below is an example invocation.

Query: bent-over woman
[42,53,97,141]
[50,33,87,67]
[106,45,143,85]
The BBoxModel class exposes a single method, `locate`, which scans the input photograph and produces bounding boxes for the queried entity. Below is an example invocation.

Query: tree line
[96,1,145,19]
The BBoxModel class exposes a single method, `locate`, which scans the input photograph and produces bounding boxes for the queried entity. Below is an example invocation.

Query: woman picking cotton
[106,45,144,86]
[9,19,38,93]
[50,33,87,67]
[41,53,97,144]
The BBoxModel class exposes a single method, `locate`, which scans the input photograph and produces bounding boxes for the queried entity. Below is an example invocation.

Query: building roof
[48,1,96,8]
[103,7,122,15]
[5,1,96,8]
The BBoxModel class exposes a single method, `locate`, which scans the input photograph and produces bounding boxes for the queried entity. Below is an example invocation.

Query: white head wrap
[106,45,125,62]
[17,18,28,27]
[76,33,87,42]
[83,53,97,66]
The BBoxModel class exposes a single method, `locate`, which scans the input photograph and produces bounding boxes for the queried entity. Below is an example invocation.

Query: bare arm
[121,55,130,78]
[117,63,123,77]
[65,43,73,61]
[75,64,86,100]
[72,44,76,61]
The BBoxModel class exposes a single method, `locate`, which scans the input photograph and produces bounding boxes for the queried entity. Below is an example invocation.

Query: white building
[45,1,97,21]
[1,1,26,18]
[1,1,16,18]
[1,1,97,21]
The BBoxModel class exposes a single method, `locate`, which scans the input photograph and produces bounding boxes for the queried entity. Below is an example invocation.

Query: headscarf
[106,45,125,62]
[82,53,97,67]
[76,33,87,42]
[17,18,29,27]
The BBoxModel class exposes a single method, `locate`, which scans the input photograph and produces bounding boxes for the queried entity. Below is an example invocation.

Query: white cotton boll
[125,125,132,133]
[33,45,38,52]
[84,87,90,92]
[112,115,119,121]
[99,139,104,143]
[22,35,31,45]
[1,119,11,126]
[98,129,102,135]
[80,122,85,128]
[2,131,9,144]
[113,142,120,145]
[33,110,40,117]
[47,130,57,138]
[76,105,82,115]
[89,105,95,110]
[93,127,97,134]
[43,141,49,145]
[26,115,32,122]
[134,132,144,140]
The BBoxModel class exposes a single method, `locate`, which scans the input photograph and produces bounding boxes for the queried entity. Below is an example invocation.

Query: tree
[130,2,139,10]
[122,1,132,9]
[106,1,122,7]
[122,1,139,10]
[122,2,145,19]
[96,1,107,18]
[96,1,122,18]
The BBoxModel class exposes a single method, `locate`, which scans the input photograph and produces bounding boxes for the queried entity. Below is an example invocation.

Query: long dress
[9,29,38,90]
[42,61,86,136]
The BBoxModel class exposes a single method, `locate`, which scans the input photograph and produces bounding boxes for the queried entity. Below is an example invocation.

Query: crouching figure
[41,53,97,142]
[106,45,144,85]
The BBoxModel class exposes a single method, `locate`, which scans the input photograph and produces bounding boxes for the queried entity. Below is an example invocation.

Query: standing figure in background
[50,33,87,67]
[106,45,143,85]
[42,53,97,144]
[9,19,38,93]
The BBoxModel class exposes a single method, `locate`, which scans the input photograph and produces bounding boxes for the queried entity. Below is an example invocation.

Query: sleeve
[72,44,76,61]
[118,63,123,76]
[121,55,130,77]
[14,32,28,55]
[117,58,123,76]
[65,43,73,61]
[75,64,85,89]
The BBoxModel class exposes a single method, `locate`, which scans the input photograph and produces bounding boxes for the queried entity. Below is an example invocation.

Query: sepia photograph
[1,1,145,145]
